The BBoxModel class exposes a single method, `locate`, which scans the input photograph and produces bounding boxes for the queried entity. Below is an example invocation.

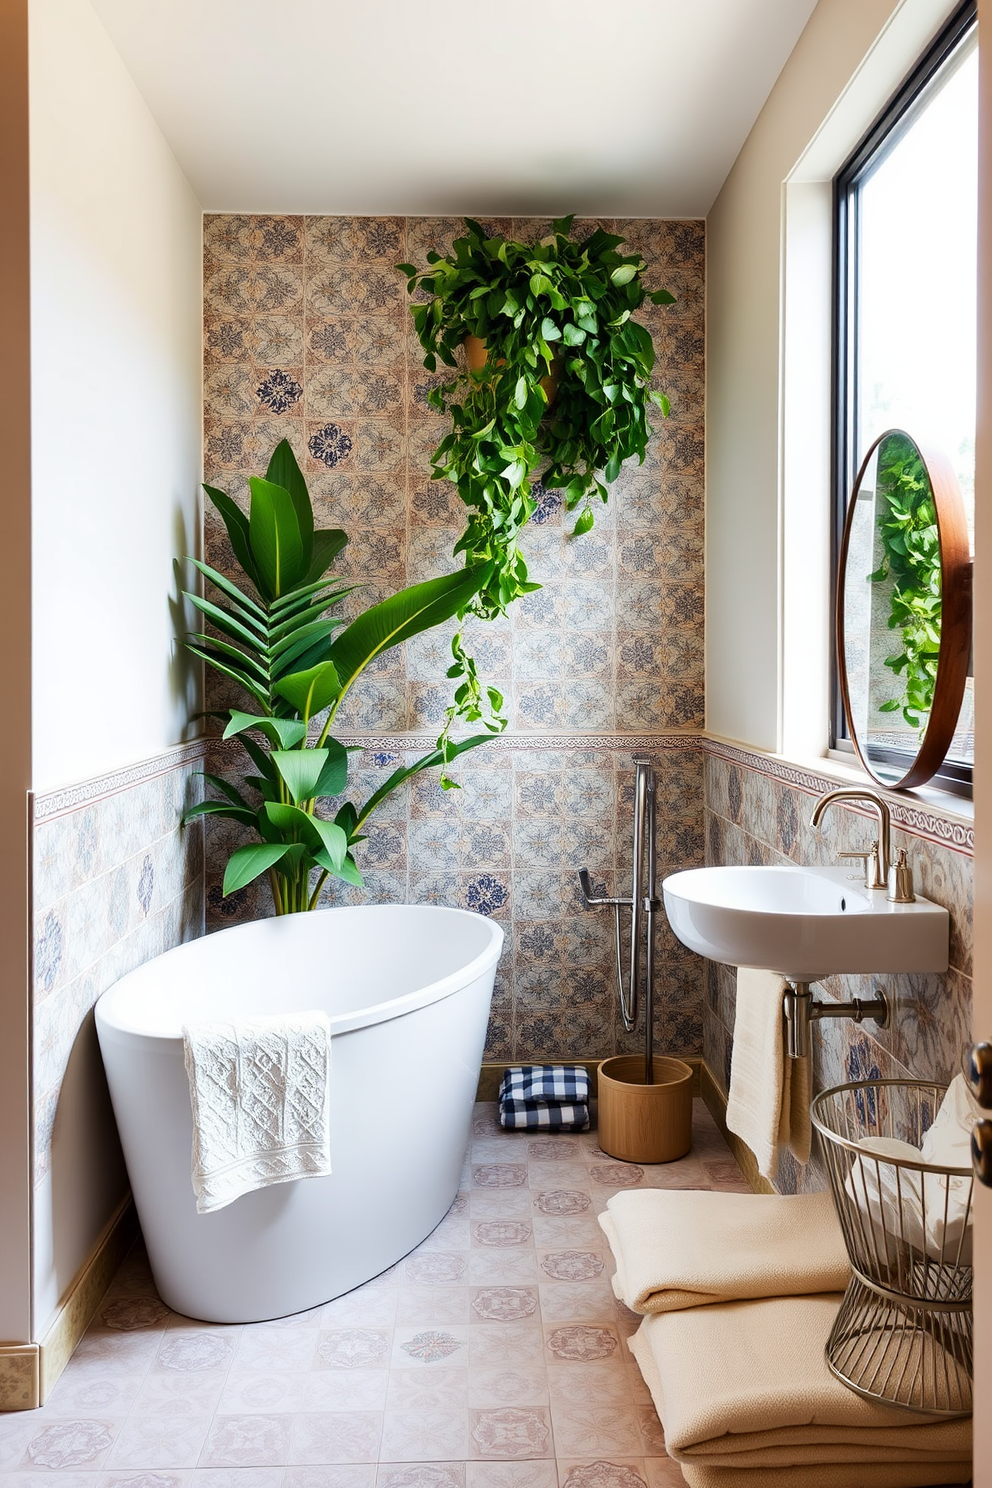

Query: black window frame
[831,0,977,798]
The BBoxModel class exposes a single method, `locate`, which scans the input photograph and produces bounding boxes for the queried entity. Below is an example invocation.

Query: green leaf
[308,816,348,870]
[272,662,341,718]
[200,771,254,809]
[514,376,528,410]
[185,592,264,652]
[312,738,349,797]
[263,802,347,869]
[265,439,314,559]
[203,485,262,590]
[223,711,307,749]
[223,842,292,896]
[248,477,306,599]
[186,558,266,623]
[304,529,348,584]
[356,733,495,826]
[329,565,491,696]
[611,264,637,286]
[271,618,341,676]
[182,799,257,826]
[183,643,269,711]
[271,749,334,804]
[333,853,364,888]
[572,508,594,536]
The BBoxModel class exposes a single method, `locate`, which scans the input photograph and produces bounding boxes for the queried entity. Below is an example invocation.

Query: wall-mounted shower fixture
[579,755,659,1085]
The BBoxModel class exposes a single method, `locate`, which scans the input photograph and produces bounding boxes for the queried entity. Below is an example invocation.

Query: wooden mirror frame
[837,429,972,790]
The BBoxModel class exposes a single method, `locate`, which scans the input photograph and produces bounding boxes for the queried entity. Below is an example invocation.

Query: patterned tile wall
[201,214,706,1063]
[32,748,206,1189]
[703,749,974,1195]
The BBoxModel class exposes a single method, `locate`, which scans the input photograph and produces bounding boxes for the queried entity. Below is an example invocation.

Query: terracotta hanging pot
[463,334,561,406]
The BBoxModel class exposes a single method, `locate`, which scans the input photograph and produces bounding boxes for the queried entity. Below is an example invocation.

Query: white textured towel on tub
[182,1010,332,1213]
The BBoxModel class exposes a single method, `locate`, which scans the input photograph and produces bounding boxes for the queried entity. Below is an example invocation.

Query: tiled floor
[0,1099,751,1486]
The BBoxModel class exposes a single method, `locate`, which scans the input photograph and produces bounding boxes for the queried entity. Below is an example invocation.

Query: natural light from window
[856,37,976,770]
[859,41,977,536]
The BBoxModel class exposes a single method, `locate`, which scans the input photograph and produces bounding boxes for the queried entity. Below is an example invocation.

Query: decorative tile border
[34,740,208,822]
[705,739,974,855]
[210,731,705,765]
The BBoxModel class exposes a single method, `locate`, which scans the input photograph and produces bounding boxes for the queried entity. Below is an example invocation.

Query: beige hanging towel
[725,967,811,1179]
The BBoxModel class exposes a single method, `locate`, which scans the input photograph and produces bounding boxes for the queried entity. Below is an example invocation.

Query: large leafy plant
[399,215,675,622]
[869,432,942,729]
[183,440,499,914]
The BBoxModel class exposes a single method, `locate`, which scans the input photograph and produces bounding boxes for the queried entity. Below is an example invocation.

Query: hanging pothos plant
[869,432,942,729]
[182,439,502,914]
[399,215,675,623]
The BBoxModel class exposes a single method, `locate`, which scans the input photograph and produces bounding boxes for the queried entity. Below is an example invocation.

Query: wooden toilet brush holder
[597,1055,693,1164]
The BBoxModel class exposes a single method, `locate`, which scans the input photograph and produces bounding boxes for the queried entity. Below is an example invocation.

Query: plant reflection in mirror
[182,439,502,914]
[869,431,941,730]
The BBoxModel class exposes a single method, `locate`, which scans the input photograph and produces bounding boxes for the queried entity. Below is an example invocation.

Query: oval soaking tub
[96,905,503,1323]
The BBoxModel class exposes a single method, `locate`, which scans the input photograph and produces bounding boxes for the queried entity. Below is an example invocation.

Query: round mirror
[838,429,972,789]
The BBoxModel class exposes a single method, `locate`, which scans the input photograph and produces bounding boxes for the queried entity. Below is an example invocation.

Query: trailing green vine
[399,215,674,623]
[869,431,941,729]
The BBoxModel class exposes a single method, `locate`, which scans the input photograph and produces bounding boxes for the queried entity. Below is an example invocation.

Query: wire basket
[811,1079,973,1417]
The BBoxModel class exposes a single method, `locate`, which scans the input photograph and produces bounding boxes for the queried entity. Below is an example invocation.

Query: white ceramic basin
[662,864,949,981]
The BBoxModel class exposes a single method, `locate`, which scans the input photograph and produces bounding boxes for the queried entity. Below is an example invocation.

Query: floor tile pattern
[2,1102,747,1484]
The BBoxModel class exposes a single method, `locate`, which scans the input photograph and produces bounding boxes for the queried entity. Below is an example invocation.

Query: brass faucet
[809,787,892,890]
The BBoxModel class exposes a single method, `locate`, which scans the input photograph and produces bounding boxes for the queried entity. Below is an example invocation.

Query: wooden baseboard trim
[0,1344,39,1412]
[35,1196,139,1407]
[476,1057,703,1104]
[698,1059,774,1195]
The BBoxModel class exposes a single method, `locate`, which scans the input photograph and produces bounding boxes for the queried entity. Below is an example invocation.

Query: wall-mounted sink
[662,864,948,982]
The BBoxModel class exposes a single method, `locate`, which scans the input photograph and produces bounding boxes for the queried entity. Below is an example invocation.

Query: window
[833,0,977,794]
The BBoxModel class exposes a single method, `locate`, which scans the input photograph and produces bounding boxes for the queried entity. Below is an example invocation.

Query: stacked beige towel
[599,1188,850,1313]
[630,1293,972,1487]
[725,967,810,1179]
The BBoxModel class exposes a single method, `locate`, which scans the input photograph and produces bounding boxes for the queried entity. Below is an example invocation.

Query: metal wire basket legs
[811,1079,974,1417]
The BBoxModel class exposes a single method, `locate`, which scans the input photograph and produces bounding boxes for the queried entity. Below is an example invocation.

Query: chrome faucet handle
[838,843,885,890]
[577,868,626,910]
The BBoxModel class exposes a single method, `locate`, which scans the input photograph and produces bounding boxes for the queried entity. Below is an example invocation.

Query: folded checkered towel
[498,1064,591,1130]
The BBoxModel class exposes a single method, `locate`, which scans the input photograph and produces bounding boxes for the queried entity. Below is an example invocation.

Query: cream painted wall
[706,0,960,751]
[0,0,34,1351]
[28,0,203,1334]
[970,5,990,1479]
[29,0,203,794]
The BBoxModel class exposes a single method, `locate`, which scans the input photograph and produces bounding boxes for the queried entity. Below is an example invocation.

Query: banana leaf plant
[183,439,499,914]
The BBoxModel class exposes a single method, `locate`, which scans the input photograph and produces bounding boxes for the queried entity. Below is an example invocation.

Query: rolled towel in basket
[599,1187,850,1313]
[629,1292,972,1481]
[843,1090,975,1265]
[183,1010,332,1214]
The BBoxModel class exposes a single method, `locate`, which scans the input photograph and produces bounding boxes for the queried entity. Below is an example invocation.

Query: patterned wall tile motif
[202,215,707,1064]
[703,750,973,1195]
[31,743,206,1187]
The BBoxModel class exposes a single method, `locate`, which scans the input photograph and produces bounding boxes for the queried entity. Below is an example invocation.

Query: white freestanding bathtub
[95,905,502,1323]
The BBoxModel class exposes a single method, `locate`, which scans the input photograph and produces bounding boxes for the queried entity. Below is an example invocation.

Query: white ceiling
[90,0,819,218]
